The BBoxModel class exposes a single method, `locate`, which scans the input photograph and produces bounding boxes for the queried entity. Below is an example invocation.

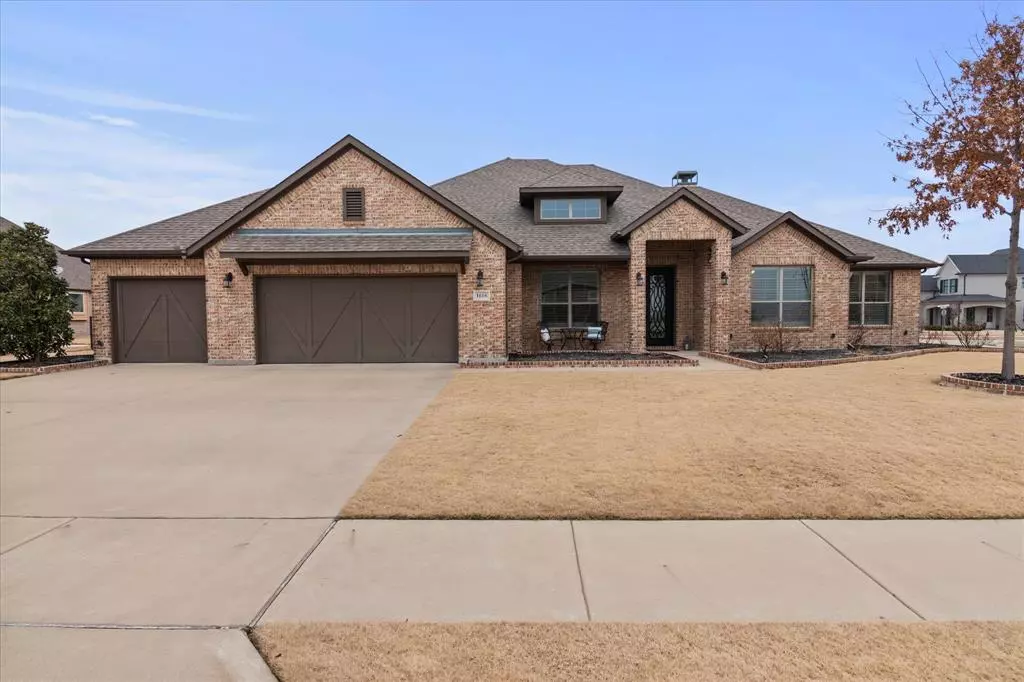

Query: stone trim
[939,373,1024,396]
[0,359,110,375]
[700,346,1000,370]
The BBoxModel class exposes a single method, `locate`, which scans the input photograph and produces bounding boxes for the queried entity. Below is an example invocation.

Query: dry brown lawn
[253,622,1024,682]
[343,352,1023,520]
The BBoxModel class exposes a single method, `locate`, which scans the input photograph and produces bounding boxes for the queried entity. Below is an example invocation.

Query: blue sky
[1,1,1021,263]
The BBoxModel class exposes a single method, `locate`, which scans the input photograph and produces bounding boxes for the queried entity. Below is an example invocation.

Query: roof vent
[672,170,698,186]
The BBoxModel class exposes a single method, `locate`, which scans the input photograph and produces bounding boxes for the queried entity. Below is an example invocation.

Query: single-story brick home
[66,135,937,364]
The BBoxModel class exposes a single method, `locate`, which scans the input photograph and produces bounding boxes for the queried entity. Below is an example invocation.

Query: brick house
[66,136,936,364]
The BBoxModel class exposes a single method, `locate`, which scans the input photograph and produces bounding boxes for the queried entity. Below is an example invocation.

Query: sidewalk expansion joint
[0,518,76,556]
[248,518,339,628]
[799,520,926,621]
[569,520,592,622]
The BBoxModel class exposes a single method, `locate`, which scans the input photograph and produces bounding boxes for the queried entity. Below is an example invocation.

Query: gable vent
[343,188,365,220]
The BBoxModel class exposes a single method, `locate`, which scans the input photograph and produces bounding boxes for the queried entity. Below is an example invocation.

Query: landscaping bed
[467,351,696,368]
[0,355,107,375]
[343,351,1023,520]
[253,622,1024,682]
[731,345,942,364]
[940,371,1024,396]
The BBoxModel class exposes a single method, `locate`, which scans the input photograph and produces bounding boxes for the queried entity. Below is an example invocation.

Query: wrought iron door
[645,267,676,347]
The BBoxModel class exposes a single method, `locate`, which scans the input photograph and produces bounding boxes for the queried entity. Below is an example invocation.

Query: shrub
[750,321,801,361]
[0,222,74,362]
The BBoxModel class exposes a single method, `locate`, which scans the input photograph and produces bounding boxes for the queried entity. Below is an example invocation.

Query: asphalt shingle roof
[63,154,936,269]
[948,250,1024,275]
[66,191,267,256]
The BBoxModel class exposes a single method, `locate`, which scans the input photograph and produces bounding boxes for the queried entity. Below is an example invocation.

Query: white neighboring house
[920,247,1024,330]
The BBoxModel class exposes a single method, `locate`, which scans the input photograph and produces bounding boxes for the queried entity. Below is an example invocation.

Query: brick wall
[729,223,850,351]
[859,268,920,347]
[204,145,507,363]
[627,200,733,352]
[243,148,468,229]
[518,262,630,353]
[89,258,206,361]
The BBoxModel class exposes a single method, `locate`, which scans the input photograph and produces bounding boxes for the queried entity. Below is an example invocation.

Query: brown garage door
[114,279,207,363]
[257,277,457,363]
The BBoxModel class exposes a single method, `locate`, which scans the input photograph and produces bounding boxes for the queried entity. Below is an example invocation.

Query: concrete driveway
[1,363,453,517]
[1,363,452,679]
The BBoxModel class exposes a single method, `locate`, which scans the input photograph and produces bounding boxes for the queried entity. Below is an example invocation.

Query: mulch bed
[732,345,943,364]
[464,352,697,369]
[0,354,96,369]
[954,372,1024,386]
[0,355,108,376]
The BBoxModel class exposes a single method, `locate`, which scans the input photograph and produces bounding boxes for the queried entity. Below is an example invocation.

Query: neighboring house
[66,135,936,364]
[0,216,92,345]
[920,248,1024,329]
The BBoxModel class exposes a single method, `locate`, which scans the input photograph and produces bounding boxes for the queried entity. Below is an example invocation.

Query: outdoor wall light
[635,272,644,287]
[223,272,233,288]
[720,271,728,285]
[476,270,484,288]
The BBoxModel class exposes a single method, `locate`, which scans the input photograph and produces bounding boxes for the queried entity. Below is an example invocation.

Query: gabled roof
[190,135,520,255]
[948,249,1024,275]
[921,274,939,293]
[732,211,867,263]
[611,185,748,240]
[63,140,938,269]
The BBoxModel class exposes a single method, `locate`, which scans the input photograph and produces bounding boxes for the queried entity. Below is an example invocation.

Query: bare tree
[751,321,801,361]
[877,16,1022,380]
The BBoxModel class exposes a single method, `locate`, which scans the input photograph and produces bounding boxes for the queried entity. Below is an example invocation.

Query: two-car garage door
[113,276,457,364]
[256,276,457,363]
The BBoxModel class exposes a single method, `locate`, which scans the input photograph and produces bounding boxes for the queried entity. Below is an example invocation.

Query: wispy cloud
[2,78,250,121]
[0,107,275,247]
[88,113,138,128]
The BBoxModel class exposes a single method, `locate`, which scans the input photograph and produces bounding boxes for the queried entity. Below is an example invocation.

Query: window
[939,278,958,294]
[750,266,812,326]
[540,270,599,327]
[342,188,365,220]
[965,308,976,324]
[849,271,891,326]
[986,307,994,323]
[68,292,84,314]
[538,198,602,221]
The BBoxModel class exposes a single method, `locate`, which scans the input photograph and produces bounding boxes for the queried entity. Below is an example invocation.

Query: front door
[646,266,676,347]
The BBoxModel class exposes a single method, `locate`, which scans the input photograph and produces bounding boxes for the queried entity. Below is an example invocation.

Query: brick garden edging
[939,373,1024,396]
[700,346,1001,370]
[0,359,110,376]
[462,356,699,369]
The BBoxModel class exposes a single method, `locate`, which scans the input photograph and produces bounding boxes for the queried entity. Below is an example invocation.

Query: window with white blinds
[849,271,891,325]
[750,266,812,326]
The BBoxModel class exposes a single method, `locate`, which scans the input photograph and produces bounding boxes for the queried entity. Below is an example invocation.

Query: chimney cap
[672,170,698,186]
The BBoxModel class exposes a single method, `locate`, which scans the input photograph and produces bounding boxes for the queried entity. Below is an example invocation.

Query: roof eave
[186,135,521,257]
[853,260,941,270]
[63,248,192,259]
[731,212,863,262]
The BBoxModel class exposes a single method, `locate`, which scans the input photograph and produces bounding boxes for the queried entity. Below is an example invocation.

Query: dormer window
[539,198,602,221]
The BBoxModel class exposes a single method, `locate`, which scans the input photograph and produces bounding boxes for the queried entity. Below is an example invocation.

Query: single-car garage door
[256,276,457,363]
[114,279,207,363]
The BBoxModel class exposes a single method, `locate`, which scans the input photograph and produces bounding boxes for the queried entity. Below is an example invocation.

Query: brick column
[505,261,523,354]
[710,236,732,352]
[628,240,647,352]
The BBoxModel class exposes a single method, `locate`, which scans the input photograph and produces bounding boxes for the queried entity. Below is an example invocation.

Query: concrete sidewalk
[261,518,1023,624]
[2,518,1021,680]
